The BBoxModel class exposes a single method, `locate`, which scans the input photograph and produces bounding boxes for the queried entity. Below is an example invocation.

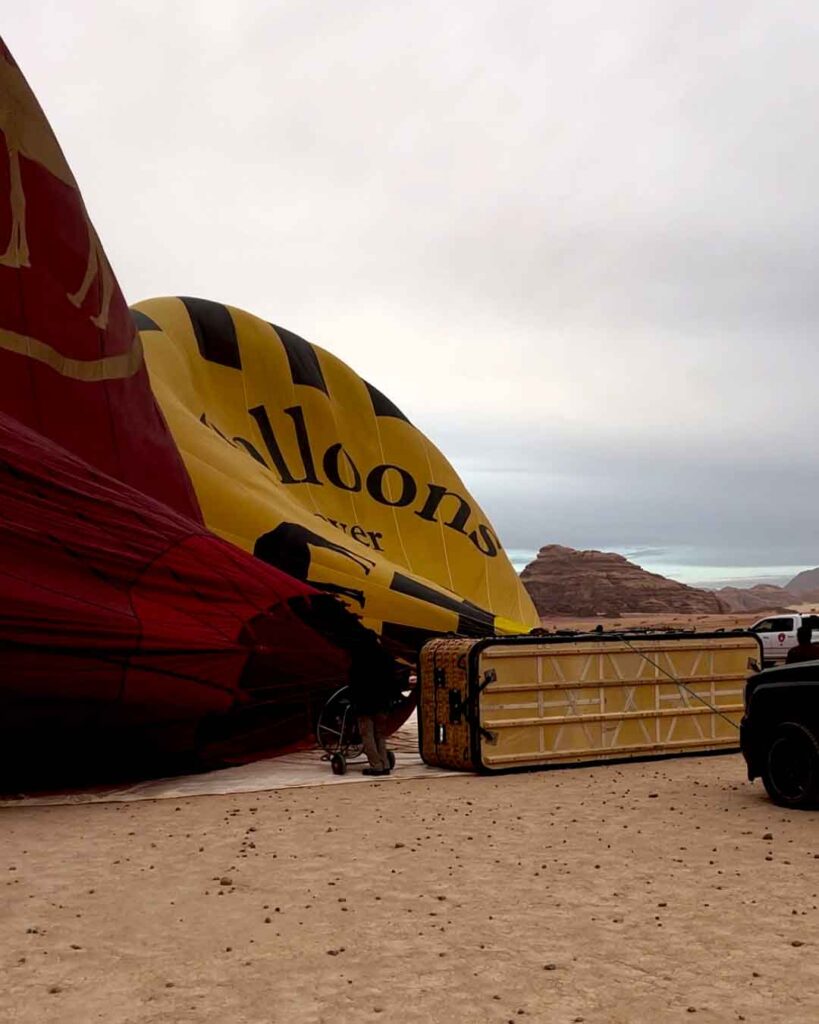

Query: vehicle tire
[762,722,819,809]
[330,753,347,776]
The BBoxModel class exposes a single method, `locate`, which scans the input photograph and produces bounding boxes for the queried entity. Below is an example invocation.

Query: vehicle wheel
[330,753,347,776]
[762,722,819,809]
[387,750,396,770]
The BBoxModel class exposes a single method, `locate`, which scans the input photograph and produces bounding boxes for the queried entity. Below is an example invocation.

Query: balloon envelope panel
[0,413,349,759]
[136,296,539,647]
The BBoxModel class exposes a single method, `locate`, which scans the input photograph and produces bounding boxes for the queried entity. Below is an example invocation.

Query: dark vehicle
[741,661,819,808]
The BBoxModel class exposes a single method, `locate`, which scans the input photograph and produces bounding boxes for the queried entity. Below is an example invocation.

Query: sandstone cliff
[520,544,724,616]
[785,567,819,599]
[712,584,796,614]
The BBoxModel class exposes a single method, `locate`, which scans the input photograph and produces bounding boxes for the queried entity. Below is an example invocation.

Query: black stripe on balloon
[271,323,328,394]
[388,572,494,636]
[365,381,410,423]
[131,309,161,331]
[180,297,242,370]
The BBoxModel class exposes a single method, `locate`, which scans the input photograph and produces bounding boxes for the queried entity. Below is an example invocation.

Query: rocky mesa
[712,584,797,613]
[521,544,725,617]
[785,566,819,598]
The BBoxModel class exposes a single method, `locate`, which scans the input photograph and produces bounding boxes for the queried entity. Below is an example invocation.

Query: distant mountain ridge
[521,545,819,616]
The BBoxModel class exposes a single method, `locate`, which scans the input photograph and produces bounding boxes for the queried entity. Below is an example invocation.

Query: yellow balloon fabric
[135,297,538,651]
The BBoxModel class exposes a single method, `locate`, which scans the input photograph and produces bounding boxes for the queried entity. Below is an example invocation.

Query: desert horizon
[509,545,818,591]
[537,606,819,632]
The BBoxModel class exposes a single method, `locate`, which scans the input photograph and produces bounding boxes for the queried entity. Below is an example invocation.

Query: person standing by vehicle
[785,624,819,664]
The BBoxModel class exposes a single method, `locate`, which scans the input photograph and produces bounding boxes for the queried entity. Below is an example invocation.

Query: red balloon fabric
[0,39,201,521]
[0,410,349,761]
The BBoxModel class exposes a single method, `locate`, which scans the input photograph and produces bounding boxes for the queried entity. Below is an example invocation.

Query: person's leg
[373,712,390,771]
[357,715,382,769]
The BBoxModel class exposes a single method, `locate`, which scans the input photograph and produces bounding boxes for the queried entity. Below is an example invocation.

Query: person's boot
[362,766,390,776]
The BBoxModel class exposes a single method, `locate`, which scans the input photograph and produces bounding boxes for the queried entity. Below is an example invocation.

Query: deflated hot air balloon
[0,38,536,778]
[136,297,538,657]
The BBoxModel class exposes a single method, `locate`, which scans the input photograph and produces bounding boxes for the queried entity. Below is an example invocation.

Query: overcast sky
[7,1,819,578]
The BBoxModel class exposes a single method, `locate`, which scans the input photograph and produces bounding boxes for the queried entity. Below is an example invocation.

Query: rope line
[619,635,741,730]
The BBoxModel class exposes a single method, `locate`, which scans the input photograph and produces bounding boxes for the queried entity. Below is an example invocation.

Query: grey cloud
[455,426,819,565]
[6,1,819,573]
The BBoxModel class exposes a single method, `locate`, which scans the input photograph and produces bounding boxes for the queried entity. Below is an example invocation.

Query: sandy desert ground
[3,750,818,1024]
[3,611,818,1023]
[537,606,819,634]
[538,612,759,633]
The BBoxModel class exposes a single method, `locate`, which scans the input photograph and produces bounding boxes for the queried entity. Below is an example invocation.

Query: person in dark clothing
[785,624,819,664]
[289,594,399,775]
[347,632,398,775]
